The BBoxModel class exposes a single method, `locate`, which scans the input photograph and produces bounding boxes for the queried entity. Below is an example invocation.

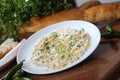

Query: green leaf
[0,0,73,43]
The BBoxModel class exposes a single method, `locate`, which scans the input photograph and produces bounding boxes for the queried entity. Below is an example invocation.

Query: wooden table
[0,33,120,80]
[28,41,120,80]
[0,23,120,80]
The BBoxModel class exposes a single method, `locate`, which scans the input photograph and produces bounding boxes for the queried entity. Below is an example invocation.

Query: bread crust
[0,42,18,59]
[20,3,120,33]
[84,3,120,22]
[79,0,101,10]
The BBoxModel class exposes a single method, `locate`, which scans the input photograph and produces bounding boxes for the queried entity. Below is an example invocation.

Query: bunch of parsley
[0,0,73,43]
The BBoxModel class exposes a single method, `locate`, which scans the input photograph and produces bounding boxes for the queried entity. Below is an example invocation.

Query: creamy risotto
[30,28,90,70]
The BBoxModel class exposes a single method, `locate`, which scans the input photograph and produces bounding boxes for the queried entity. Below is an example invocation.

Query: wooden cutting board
[17,19,120,80]
[27,42,120,80]
[0,20,120,80]
[0,40,120,80]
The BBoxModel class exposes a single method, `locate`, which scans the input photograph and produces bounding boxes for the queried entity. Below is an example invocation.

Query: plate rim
[17,20,101,74]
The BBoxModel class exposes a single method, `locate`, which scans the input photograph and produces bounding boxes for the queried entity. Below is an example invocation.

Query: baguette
[0,45,11,59]
[20,3,120,33]
[0,42,18,59]
[20,0,101,34]
[83,3,120,22]
[79,0,101,10]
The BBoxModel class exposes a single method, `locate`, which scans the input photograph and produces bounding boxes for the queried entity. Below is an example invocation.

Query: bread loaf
[20,3,120,33]
[83,3,120,22]
[79,0,101,10]
[0,42,18,59]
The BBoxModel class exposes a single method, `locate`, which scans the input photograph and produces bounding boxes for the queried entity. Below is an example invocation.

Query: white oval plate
[17,20,100,74]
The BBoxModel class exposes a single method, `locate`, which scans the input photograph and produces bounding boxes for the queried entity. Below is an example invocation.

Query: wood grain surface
[27,42,120,80]
[0,29,120,80]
